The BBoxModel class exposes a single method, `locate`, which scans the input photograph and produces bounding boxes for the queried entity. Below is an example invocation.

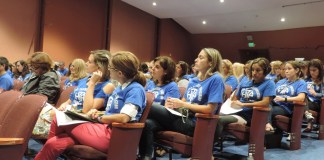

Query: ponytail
[133,71,146,87]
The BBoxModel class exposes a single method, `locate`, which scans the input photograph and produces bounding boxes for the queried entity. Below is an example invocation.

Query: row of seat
[0,90,48,160]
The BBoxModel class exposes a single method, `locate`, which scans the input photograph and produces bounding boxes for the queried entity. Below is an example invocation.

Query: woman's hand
[231,100,243,109]
[88,70,102,85]
[165,97,183,109]
[274,96,285,102]
[58,104,67,111]
[87,109,100,119]
[308,88,316,96]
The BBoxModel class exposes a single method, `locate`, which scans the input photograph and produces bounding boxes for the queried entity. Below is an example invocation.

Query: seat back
[319,97,324,139]
[139,92,155,123]
[0,94,47,160]
[55,86,76,108]
[178,87,186,99]
[12,79,25,91]
[0,90,23,125]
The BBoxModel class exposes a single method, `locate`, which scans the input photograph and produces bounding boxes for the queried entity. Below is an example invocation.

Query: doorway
[239,49,270,63]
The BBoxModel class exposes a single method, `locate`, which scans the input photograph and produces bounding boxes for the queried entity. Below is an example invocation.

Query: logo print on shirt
[276,84,295,96]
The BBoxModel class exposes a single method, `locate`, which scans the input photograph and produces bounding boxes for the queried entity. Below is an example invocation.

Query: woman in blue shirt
[222,59,238,92]
[16,60,31,82]
[139,48,225,160]
[63,58,88,89]
[266,60,307,131]
[214,58,275,142]
[146,56,180,105]
[35,51,147,160]
[303,59,324,132]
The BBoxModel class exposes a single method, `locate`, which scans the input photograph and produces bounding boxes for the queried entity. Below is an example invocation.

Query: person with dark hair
[139,48,225,160]
[145,56,180,105]
[57,61,68,76]
[16,60,31,81]
[266,60,307,133]
[0,56,14,90]
[214,57,275,144]
[140,62,149,73]
[175,61,190,88]
[35,51,147,160]
[303,59,324,132]
[21,52,60,104]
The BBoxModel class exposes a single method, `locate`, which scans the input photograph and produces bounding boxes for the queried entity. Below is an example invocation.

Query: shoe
[305,112,314,122]
[265,124,275,134]
[155,147,166,157]
[286,134,291,141]
[303,127,312,133]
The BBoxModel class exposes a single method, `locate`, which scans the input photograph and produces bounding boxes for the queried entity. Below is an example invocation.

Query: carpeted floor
[24,131,324,160]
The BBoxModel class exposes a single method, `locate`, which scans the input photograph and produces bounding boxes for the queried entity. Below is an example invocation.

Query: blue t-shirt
[70,78,109,110]
[225,75,238,92]
[105,81,146,121]
[64,77,88,89]
[0,72,14,90]
[265,73,277,81]
[58,68,68,76]
[305,78,322,103]
[17,73,31,82]
[184,73,224,111]
[146,81,180,105]
[239,75,249,85]
[236,79,275,112]
[145,79,155,91]
[274,78,307,114]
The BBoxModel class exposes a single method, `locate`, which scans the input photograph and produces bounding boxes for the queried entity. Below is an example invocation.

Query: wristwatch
[97,116,103,123]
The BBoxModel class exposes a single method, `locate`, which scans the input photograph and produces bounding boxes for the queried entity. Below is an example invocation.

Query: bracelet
[97,116,103,123]
[285,97,287,103]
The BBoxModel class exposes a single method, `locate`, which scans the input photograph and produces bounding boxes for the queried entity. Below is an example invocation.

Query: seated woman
[34,51,147,160]
[146,56,180,105]
[58,50,113,112]
[303,59,324,132]
[175,61,190,88]
[0,56,14,90]
[16,60,31,82]
[21,52,60,104]
[138,48,225,160]
[222,59,238,92]
[266,60,307,131]
[214,58,275,143]
[62,58,88,89]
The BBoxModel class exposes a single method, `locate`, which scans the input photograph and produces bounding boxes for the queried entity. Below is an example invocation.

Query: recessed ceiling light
[152,2,157,6]
[220,0,225,3]
[281,17,285,22]
[202,20,207,25]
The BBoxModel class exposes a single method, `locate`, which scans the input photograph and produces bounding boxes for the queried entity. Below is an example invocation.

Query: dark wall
[191,26,324,63]
[109,0,158,62]
[42,0,107,64]
[0,0,39,62]
[158,19,193,64]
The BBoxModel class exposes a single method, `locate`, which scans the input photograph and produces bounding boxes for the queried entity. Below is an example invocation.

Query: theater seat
[224,107,270,160]
[154,113,219,160]
[271,101,306,150]
[307,97,324,140]
[64,92,155,160]
[0,94,47,160]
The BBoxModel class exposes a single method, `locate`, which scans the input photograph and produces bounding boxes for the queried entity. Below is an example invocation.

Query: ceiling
[122,0,324,34]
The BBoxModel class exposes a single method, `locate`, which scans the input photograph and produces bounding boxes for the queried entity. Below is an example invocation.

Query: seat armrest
[195,113,218,119]
[293,101,306,106]
[191,113,219,160]
[112,122,144,129]
[0,138,24,145]
[319,98,324,139]
[253,107,270,112]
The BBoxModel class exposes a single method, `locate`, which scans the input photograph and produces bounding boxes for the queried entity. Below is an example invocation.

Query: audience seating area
[0,91,47,160]
[63,92,155,160]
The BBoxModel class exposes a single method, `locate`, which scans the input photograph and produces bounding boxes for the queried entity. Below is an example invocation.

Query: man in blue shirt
[0,57,14,90]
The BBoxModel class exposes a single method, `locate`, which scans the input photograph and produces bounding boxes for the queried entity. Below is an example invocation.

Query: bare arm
[166,97,218,114]
[274,93,306,102]
[232,96,272,108]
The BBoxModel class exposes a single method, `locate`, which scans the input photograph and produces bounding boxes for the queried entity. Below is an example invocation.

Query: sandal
[265,124,275,134]
[155,147,166,157]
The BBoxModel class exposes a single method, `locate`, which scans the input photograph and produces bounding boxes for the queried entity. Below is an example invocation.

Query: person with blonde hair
[222,59,238,92]
[139,48,225,160]
[233,62,245,81]
[266,60,282,81]
[63,58,88,89]
[35,51,147,160]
